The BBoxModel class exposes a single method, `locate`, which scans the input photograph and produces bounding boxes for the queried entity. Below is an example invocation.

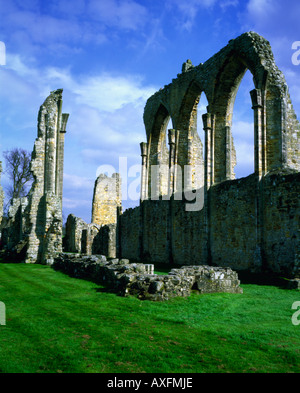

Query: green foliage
[0,262,299,373]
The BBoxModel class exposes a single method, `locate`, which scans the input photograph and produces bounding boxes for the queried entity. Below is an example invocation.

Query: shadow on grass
[151,261,293,289]
[237,270,292,289]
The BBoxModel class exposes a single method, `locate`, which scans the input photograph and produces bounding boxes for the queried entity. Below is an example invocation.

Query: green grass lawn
[0,261,299,373]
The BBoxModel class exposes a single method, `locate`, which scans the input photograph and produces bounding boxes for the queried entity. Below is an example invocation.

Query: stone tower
[91,173,122,226]
[24,88,69,264]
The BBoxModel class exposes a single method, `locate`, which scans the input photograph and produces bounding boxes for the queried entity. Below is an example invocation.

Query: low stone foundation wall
[53,253,243,300]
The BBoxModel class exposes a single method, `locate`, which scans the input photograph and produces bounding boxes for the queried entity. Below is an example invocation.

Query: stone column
[250,89,266,178]
[168,129,176,196]
[168,129,180,196]
[174,130,180,193]
[185,137,193,192]
[250,89,266,271]
[44,113,57,194]
[279,96,288,170]
[202,113,214,266]
[225,126,232,180]
[56,113,69,202]
[140,142,148,201]
[202,113,214,189]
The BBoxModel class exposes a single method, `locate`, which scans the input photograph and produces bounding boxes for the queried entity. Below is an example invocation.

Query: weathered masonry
[141,31,299,197]
[64,173,122,259]
[91,173,122,226]
[63,32,299,278]
[53,254,243,301]
[2,89,69,264]
[118,32,299,278]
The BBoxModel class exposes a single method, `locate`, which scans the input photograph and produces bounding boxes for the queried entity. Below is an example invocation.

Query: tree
[3,148,33,202]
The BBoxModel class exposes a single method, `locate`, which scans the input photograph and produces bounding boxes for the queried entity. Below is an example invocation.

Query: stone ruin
[63,173,122,259]
[2,89,69,264]
[92,173,122,226]
[53,253,243,301]
[63,32,300,284]
[1,32,300,298]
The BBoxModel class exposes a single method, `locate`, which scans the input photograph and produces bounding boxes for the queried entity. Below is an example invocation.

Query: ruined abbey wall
[2,89,69,264]
[59,32,299,279]
[141,32,299,202]
[64,173,121,259]
[117,32,300,278]
[117,172,299,277]
[91,173,121,226]
[263,172,300,276]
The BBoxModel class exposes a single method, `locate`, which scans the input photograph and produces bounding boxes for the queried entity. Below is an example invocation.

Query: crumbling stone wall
[64,171,122,259]
[61,32,299,279]
[91,173,121,226]
[141,31,300,202]
[91,223,117,258]
[25,89,68,264]
[113,32,299,278]
[117,169,299,277]
[263,171,300,277]
[209,175,258,272]
[81,224,100,255]
[118,206,141,261]
[63,214,88,254]
[53,253,243,301]
[2,89,69,264]
[1,197,28,254]
[64,214,118,259]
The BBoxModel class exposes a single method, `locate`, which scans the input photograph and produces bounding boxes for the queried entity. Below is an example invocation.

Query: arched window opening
[197,92,208,163]
[188,91,208,190]
[147,105,172,198]
[165,117,173,151]
[231,69,255,179]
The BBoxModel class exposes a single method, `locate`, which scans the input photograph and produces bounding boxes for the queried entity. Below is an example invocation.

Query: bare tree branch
[3,148,33,202]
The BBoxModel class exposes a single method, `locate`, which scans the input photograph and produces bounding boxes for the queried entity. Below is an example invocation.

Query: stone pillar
[225,126,232,180]
[91,173,122,226]
[202,113,214,266]
[44,113,57,194]
[168,129,176,196]
[56,113,69,202]
[279,96,288,170]
[168,129,180,196]
[202,113,214,189]
[140,142,148,201]
[250,89,266,271]
[250,89,266,178]
[24,89,68,265]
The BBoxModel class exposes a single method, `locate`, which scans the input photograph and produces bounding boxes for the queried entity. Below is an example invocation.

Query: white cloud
[87,0,148,31]
[167,0,217,31]
[220,0,239,9]
[0,0,150,61]
[232,120,253,139]
[63,173,94,190]
[63,197,91,210]
[0,52,157,221]
[72,74,154,112]
[246,0,275,16]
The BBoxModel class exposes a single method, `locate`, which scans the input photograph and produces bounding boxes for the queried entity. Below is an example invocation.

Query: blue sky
[0,0,299,223]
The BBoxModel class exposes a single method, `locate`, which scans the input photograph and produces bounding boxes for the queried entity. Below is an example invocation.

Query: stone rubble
[53,253,243,301]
